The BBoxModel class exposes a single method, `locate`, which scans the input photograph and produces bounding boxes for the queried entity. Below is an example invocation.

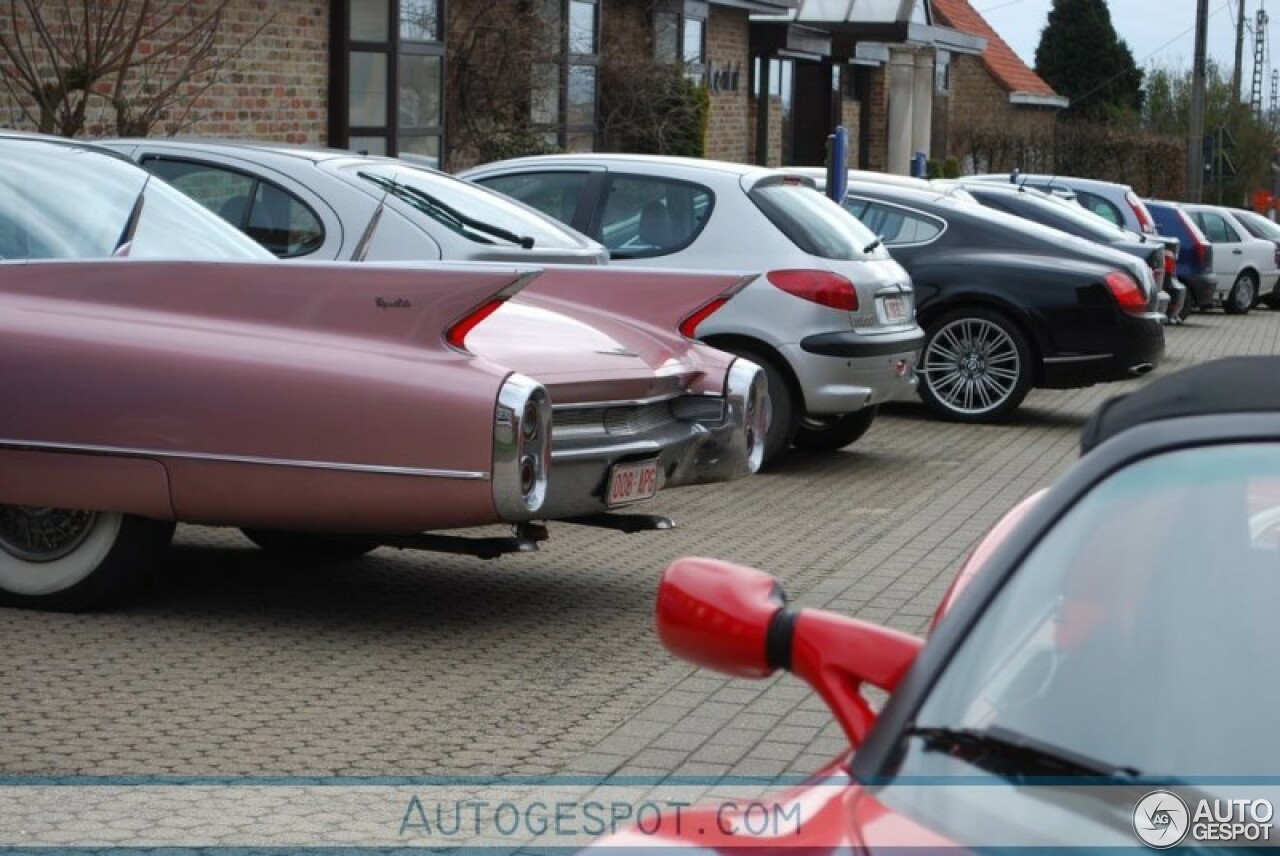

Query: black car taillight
[1105,271,1148,314]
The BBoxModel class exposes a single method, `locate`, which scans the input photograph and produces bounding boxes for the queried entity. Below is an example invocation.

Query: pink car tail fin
[517,266,754,337]
[0,260,542,356]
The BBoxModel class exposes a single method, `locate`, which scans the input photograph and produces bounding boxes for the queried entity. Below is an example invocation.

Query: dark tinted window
[476,171,590,226]
[751,183,886,261]
[852,200,944,245]
[597,175,713,258]
[141,157,324,257]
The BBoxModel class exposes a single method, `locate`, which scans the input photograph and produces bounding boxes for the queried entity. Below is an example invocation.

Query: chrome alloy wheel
[923,318,1022,416]
[0,506,97,562]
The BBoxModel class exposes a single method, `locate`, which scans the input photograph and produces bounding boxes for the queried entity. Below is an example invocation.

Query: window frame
[587,173,717,260]
[136,154,327,259]
[843,195,948,248]
[331,0,446,166]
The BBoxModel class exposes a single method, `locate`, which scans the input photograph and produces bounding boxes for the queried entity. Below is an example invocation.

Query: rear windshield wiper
[863,237,883,254]
[359,172,535,249]
[903,725,1141,780]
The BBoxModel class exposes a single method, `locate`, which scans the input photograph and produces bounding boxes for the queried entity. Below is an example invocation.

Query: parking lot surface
[3,310,1279,782]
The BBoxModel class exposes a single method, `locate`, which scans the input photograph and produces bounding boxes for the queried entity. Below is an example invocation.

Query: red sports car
[599,356,1280,850]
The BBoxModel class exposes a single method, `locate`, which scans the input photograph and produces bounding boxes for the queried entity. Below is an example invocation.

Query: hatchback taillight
[1164,250,1176,276]
[1105,271,1148,314]
[1127,191,1156,235]
[766,269,859,311]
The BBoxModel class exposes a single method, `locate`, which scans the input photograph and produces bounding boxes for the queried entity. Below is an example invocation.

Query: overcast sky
[977,0,1256,79]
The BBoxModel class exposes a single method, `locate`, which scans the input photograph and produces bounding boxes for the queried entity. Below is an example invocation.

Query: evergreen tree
[1034,0,1144,122]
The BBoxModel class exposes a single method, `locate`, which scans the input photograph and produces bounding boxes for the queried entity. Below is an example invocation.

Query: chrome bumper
[535,359,766,519]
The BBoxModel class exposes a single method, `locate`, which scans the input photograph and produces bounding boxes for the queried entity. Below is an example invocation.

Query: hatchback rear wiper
[114,175,151,256]
[360,172,535,248]
[863,237,883,254]
[904,725,1141,780]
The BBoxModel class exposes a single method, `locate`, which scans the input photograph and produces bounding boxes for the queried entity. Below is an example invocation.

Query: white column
[912,51,934,163]
[887,50,915,175]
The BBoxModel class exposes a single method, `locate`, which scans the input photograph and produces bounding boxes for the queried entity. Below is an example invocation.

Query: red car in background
[596,357,1280,850]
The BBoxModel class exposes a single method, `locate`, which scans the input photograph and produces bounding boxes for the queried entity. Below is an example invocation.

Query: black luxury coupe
[839,181,1165,422]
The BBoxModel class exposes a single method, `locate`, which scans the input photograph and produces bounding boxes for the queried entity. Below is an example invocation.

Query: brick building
[0,0,1050,174]
[930,0,1067,168]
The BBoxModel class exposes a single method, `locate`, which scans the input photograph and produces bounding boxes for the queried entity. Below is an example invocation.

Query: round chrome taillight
[493,374,551,519]
[520,455,537,496]
[522,400,539,442]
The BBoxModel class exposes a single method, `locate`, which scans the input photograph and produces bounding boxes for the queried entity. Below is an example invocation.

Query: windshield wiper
[863,237,883,254]
[359,172,535,249]
[904,725,1141,780]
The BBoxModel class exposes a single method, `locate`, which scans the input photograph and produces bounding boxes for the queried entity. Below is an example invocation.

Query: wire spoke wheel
[921,312,1030,421]
[0,506,97,563]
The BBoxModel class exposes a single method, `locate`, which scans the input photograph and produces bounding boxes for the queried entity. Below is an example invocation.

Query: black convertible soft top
[1081,357,1280,452]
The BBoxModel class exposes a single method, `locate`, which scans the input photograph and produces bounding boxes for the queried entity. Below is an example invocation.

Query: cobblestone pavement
[2,310,1278,788]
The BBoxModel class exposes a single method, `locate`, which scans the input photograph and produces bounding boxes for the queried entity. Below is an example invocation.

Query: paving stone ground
[1,309,1277,784]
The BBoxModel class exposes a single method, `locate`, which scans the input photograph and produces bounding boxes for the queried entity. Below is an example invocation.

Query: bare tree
[0,0,269,137]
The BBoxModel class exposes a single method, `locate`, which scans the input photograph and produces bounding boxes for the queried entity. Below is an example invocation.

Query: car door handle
[1233,249,1243,254]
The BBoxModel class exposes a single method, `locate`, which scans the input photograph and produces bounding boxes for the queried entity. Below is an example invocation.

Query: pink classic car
[0,135,765,611]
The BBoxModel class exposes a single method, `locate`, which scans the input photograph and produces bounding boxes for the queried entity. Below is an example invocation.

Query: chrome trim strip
[1042,354,1113,364]
[0,438,489,480]
[551,392,693,411]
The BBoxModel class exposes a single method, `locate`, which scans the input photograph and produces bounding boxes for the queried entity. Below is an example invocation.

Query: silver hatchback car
[462,155,924,461]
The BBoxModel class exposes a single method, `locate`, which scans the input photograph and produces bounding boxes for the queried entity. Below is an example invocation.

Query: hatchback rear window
[749,183,888,261]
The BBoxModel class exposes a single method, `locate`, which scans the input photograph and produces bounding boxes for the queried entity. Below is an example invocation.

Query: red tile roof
[932,0,1061,98]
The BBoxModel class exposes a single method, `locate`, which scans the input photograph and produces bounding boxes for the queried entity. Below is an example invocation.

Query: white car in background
[1182,203,1280,314]
[461,154,924,462]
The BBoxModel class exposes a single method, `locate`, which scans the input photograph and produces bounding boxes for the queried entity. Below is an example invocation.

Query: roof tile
[932,0,1060,97]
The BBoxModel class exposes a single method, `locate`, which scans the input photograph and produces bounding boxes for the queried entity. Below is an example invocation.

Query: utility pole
[1233,0,1247,106]
[1190,0,1210,202]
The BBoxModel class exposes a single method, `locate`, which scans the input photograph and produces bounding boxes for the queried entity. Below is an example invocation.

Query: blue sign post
[825,126,849,205]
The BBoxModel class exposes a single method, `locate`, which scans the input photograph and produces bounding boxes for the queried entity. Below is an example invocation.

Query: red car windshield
[900,443,1280,780]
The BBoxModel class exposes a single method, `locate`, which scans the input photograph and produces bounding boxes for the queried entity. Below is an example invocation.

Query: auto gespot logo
[1134,790,1274,848]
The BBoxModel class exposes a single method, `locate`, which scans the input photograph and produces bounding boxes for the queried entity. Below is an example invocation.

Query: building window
[333,0,444,167]
[654,1,707,83]
[935,49,951,94]
[530,0,598,151]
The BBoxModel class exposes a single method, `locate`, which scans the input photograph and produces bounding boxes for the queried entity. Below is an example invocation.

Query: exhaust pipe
[1128,362,1155,377]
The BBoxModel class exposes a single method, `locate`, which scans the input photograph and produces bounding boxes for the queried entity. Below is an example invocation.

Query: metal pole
[1233,0,1247,107]
[1189,0,1210,201]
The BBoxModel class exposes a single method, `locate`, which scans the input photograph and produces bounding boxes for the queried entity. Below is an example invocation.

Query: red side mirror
[656,556,924,747]
[656,557,786,678]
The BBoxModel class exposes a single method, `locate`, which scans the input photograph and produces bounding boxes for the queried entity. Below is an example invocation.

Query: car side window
[849,200,942,246]
[1074,190,1123,228]
[597,175,713,259]
[1194,212,1239,244]
[139,156,325,258]
[475,172,590,227]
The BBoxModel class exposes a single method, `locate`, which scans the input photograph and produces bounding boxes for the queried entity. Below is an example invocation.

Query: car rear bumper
[534,362,765,519]
[1040,314,1165,388]
[1178,272,1216,306]
[784,327,923,414]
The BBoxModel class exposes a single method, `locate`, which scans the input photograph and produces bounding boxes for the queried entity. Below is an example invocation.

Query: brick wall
[704,6,750,163]
[0,0,328,144]
[747,94,782,167]
[942,54,1056,170]
[863,66,888,172]
[840,96,861,166]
